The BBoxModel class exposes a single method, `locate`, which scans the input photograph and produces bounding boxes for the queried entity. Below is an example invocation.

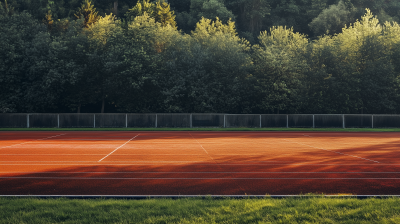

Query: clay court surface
[0,131,400,195]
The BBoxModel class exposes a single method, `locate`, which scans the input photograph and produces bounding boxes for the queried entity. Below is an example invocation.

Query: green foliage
[74,0,101,28]
[0,11,78,112]
[175,11,197,32]
[191,17,238,40]
[309,0,353,36]
[176,0,235,33]
[268,0,311,35]
[2,2,400,113]
[103,13,171,112]
[86,14,118,46]
[168,0,191,12]
[305,9,400,113]
[90,0,134,17]
[226,0,270,38]
[154,0,177,28]
[253,26,308,113]
[0,0,14,17]
[125,0,154,19]
[5,0,400,37]
[43,10,54,31]
[191,0,235,23]
[52,19,92,112]
[125,0,176,28]
[81,14,123,113]
[158,17,253,113]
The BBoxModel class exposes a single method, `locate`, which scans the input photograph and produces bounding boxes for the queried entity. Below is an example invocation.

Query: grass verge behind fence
[1,127,400,132]
[1,197,400,223]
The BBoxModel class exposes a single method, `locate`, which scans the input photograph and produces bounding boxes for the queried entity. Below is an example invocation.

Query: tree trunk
[77,104,81,113]
[114,0,118,16]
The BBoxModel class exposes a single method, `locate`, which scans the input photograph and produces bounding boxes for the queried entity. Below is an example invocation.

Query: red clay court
[0,131,400,196]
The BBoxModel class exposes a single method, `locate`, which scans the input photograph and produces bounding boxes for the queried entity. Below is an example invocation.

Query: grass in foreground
[1,197,400,223]
[1,127,400,132]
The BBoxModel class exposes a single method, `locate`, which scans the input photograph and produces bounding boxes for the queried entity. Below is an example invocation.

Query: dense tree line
[1,0,400,114]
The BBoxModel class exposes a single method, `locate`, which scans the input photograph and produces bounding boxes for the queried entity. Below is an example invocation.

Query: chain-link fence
[1,113,399,128]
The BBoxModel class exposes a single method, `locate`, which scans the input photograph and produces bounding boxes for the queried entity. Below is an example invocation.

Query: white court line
[0,134,67,149]
[98,134,140,162]
[0,163,397,166]
[0,153,352,156]
[188,132,221,167]
[54,139,138,141]
[0,154,111,156]
[1,177,400,180]
[283,139,380,163]
[0,159,385,163]
[0,154,213,156]
[188,133,211,156]
[188,131,252,194]
[2,171,400,174]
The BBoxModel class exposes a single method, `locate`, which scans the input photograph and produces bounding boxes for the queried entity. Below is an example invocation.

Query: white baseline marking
[1,177,400,180]
[0,154,216,156]
[0,134,67,149]
[55,139,137,141]
[98,134,140,162]
[2,171,400,174]
[188,133,211,156]
[283,139,380,163]
[0,163,397,166]
[0,154,110,156]
[188,132,222,167]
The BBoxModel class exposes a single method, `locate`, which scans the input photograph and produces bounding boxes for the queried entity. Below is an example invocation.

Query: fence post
[190,114,192,128]
[259,115,262,128]
[27,114,29,128]
[286,115,289,128]
[224,114,226,128]
[57,114,60,128]
[94,114,95,128]
[126,114,128,128]
[313,115,315,128]
[342,114,345,129]
[155,114,157,128]
[372,114,374,129]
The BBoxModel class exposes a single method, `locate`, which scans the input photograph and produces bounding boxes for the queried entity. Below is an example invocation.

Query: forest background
[1,0,400,114]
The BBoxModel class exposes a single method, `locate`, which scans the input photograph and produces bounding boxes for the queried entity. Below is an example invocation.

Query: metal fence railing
[1,113,399,128]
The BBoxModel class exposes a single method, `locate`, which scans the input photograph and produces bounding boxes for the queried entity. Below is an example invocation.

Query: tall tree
[305,9,400,113]
[227,0,270,36]
[160,17,253,113]
[84,14,124,113]
[154,0,177,28]
[191,0,235,23]
[309,0,353,36]
[252,26,308,113]
[0,11,78,113]
[125,0,176,28]
[176,0,235,33]
[0,0,14,17]
[75,0,101,28]
[100,13,167,112]
[43,10,54,31]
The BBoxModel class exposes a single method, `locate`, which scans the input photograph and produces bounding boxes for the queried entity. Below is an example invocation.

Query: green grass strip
[1,197,400,223]
[1,127,400,132]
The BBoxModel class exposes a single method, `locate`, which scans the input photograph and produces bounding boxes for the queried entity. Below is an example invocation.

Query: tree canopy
[1,0,400,114]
